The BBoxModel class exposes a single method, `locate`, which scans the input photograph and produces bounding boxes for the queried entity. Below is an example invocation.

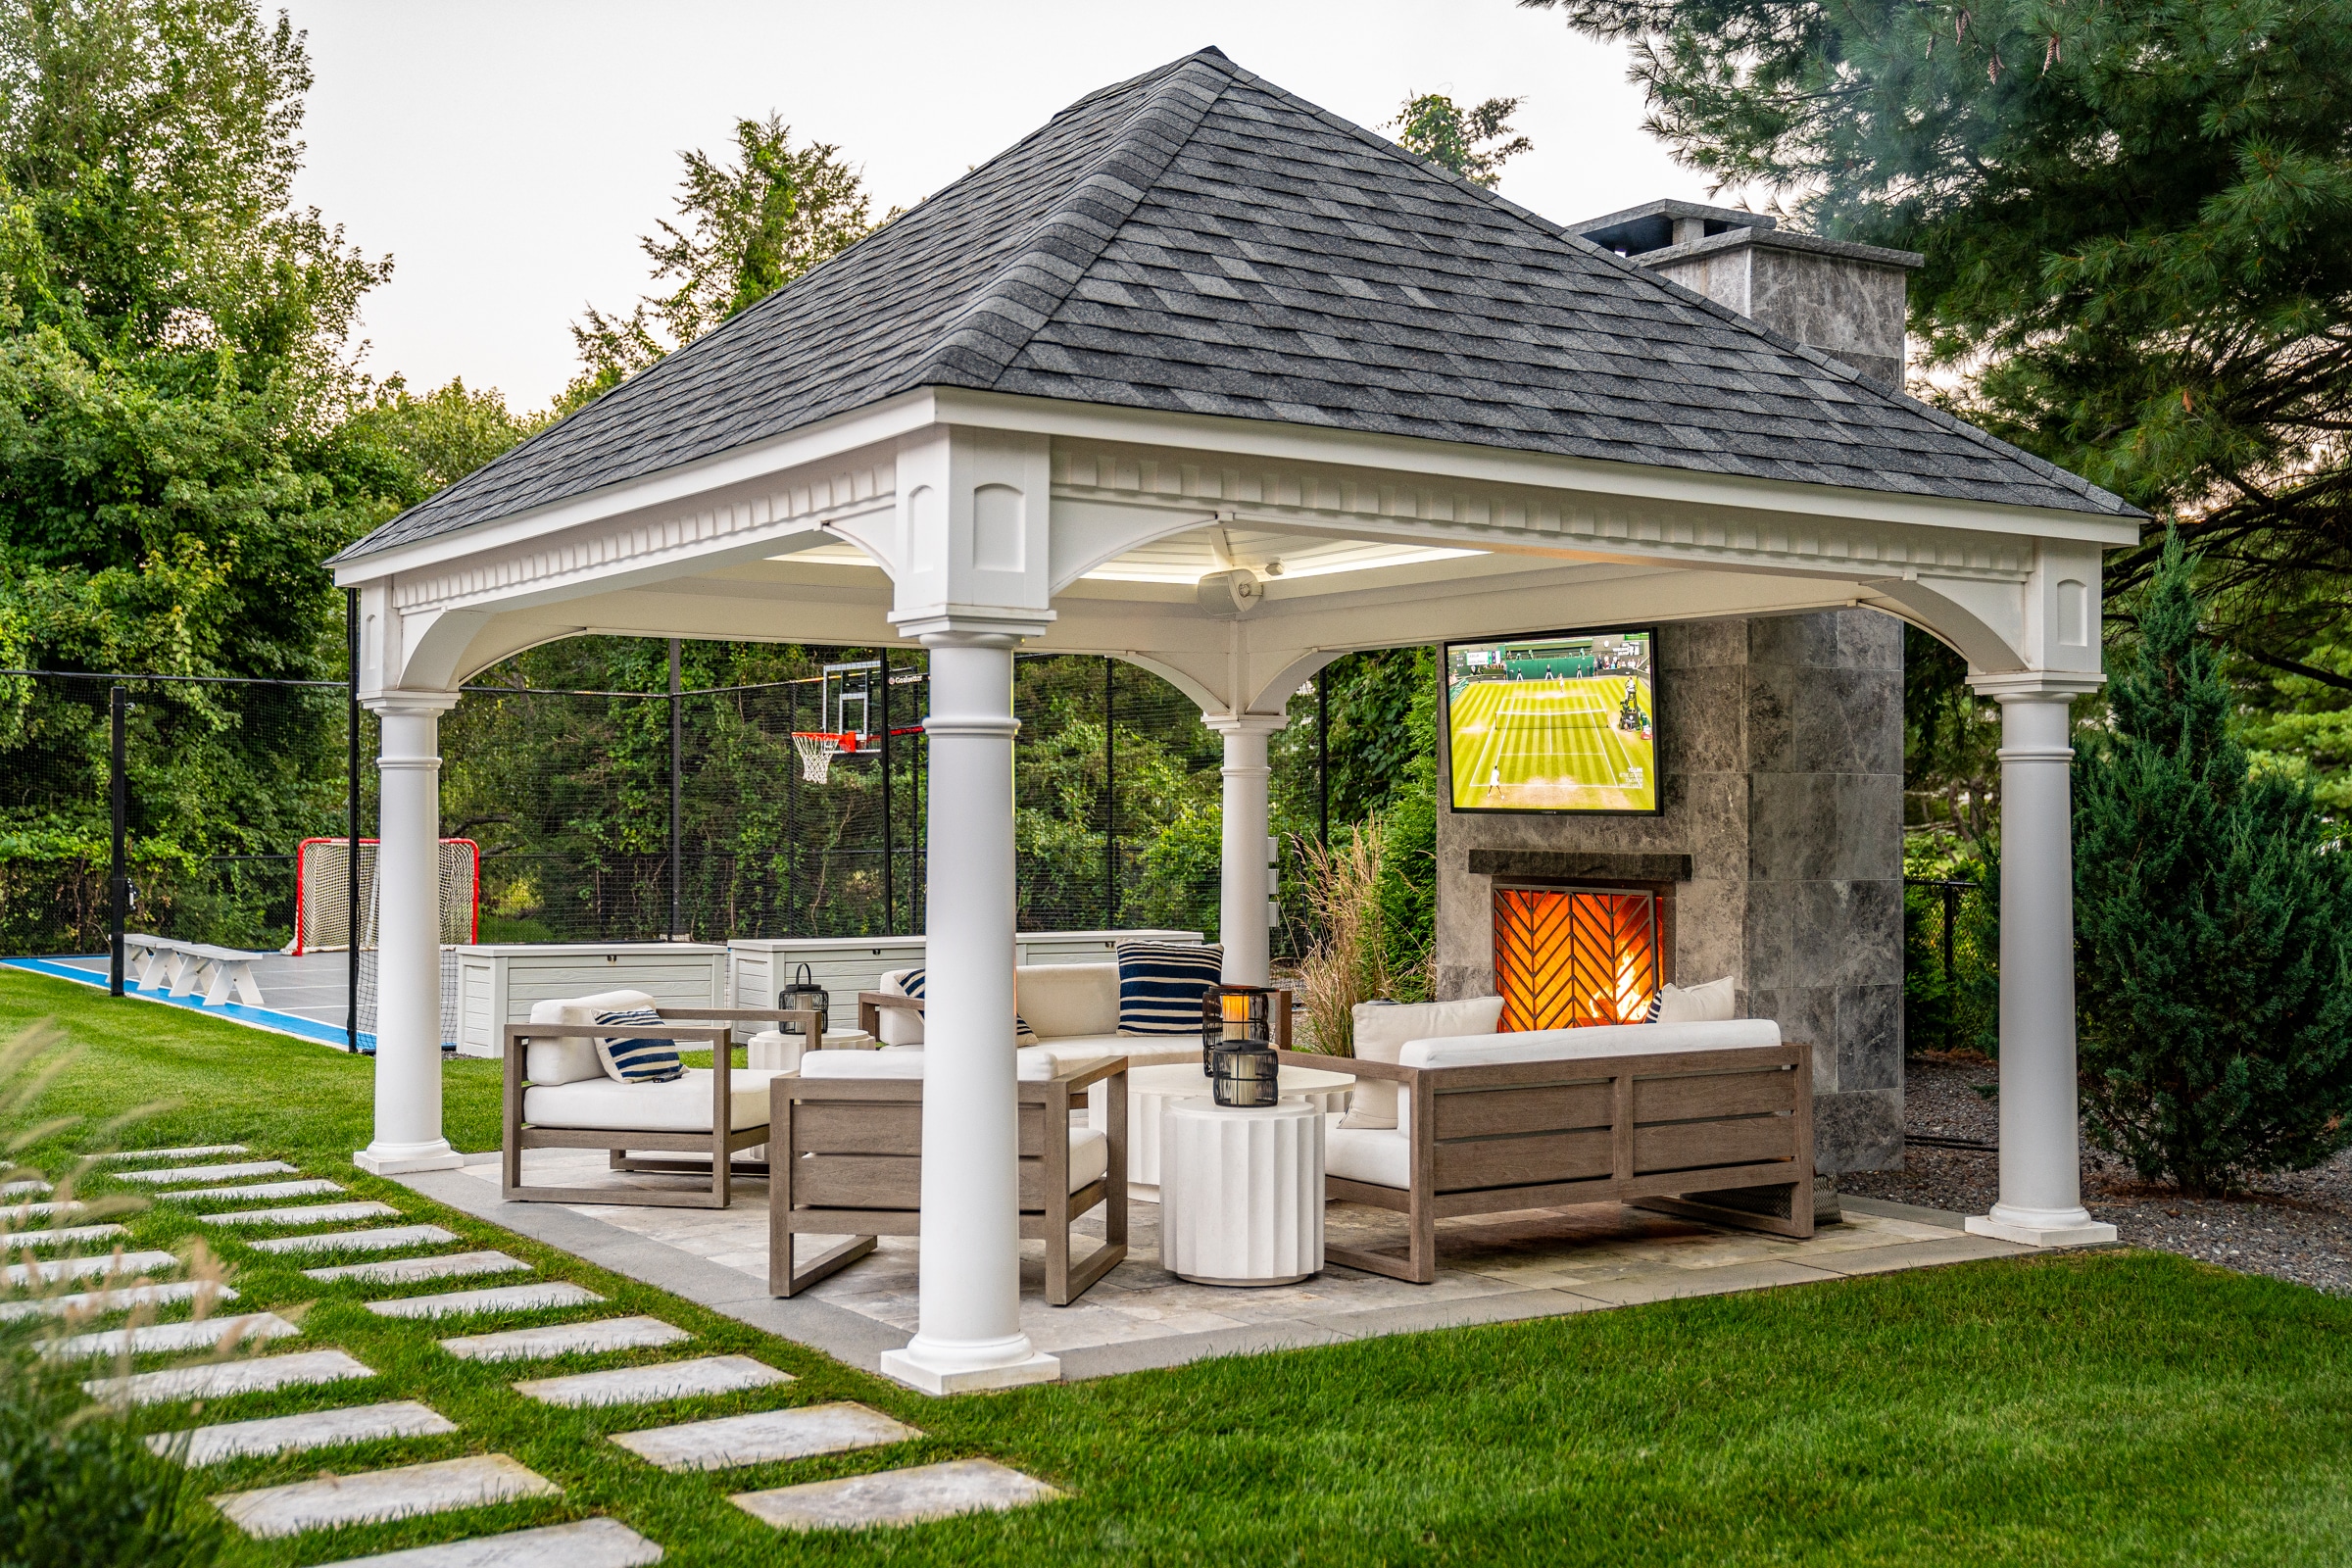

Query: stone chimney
[1570,200,1922,390]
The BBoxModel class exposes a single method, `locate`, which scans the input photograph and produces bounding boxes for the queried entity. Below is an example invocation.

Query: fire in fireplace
[1493,886,1661,1030]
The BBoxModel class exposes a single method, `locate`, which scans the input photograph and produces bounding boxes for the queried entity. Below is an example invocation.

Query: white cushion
[1654,975,1738,1023]
[1031,1032,1189,1071]
[1402,1018,1781,1070]
[1343,997,1503,1129]
[875,969,924,1046]
[1064,1126,1110,1194]
[1015,963,1119,1039]
[798,1046,1063,1081]
[523,1067,783,1132]
[526,990,657,1085]
[1325,1116,1409,1189]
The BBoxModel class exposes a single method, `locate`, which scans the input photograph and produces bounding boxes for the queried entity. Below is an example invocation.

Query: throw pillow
[1643,991,1664,1023]
[1653,975,1738,1023]
[893,966,1040,1046]
[1115,941,1225,1035]
[592,1007,684,1084]
[1339,996,1506,1129]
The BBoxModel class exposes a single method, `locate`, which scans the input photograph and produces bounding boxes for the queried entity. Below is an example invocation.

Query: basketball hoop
[792,731,859,784]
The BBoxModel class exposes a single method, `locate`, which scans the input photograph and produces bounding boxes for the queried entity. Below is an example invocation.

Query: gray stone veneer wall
[1432,610,1904,1173]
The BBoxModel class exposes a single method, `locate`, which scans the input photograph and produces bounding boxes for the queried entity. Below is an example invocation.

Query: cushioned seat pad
[525,1068,785,1132]
[1401,1018,1781,1069]
[1324,1117,1408,1189]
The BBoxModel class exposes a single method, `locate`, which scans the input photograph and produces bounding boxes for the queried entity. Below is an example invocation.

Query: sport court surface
[1447,675,1656,811]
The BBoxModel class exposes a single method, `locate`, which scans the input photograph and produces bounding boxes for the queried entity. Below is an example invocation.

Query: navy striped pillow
[1116,942,1224,1036]
[896,967,1039,1045]
[593,1008,684,1083]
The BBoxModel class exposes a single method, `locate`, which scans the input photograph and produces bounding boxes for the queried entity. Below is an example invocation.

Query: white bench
[123,936,266,1007]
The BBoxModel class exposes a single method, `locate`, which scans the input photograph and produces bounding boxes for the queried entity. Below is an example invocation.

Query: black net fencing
[3,642,1339,980]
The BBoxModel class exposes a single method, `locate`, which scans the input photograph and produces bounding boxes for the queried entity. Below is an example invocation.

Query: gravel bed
[1840,1054,2352,1296]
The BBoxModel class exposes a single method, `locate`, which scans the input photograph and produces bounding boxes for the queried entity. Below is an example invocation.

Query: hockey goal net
[291,837,480,955]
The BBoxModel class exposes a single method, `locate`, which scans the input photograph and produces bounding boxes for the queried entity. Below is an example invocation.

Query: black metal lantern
[1202,984,1282,1107]
[777,961,829,1038]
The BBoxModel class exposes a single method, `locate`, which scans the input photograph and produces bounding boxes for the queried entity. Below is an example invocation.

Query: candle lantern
[1200,984,1293,1108]
[776,962,829,1038]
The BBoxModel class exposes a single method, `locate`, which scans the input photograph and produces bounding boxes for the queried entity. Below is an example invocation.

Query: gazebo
[333,48,2133,1392]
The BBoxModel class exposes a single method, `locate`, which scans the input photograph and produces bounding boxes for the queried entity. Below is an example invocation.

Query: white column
[354,693,465,1176]
[878,635,1059,1394]
[1204,713,1283,985]
[1963,682,2117,1247]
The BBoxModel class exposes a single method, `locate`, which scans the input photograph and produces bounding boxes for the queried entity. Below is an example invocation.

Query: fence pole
[1942,882,1958,982]
[1103,656,1115,928]
[879,646,894,933]
[108,683,126,997]
[346,589,362,1053]
[1316,669,1330,851]
[786,672,797,936]
[668,638,683,940]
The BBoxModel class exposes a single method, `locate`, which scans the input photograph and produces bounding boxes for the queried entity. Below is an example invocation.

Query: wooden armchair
[502,1003,819,1209]
[769,1054,1129,1305]
[1283,1036,1813,1284]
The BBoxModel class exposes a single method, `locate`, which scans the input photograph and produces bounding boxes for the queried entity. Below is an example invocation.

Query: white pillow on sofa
[875,968,925,1046]
[526,989,656,1084]
[1652,975,1737,1023]
[1339,996,1505,1130]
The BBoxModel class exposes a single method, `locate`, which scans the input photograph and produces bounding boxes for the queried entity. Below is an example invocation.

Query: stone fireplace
[1433,612,1904,1176]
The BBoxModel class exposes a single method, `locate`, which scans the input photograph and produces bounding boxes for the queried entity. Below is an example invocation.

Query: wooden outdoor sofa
[1281,1019,1814,1283]
[502,990,821,1209]
[768,1049,1129,1305]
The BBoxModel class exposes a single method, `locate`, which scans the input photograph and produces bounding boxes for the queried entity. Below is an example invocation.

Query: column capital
[361,689,461,718]
[1200,710,1288,737]
[1965,669,2105,703]
[895,607,1054,646]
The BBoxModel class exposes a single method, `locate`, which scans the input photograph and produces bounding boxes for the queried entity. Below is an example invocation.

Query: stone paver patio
[393,1149,2030,1383]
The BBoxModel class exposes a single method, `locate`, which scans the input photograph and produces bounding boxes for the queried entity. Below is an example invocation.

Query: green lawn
[5,966,2350,1566]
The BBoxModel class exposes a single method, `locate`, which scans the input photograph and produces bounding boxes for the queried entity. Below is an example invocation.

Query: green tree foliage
[564,114,875,412]
[1388,91,1531,186]
[1528,0,2352,670]
[2074,532,2352,1193]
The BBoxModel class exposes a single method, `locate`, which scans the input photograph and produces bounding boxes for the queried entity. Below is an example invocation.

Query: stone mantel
[1466,851,1693,885]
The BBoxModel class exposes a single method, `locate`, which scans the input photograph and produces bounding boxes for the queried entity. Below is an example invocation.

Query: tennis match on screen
[1445,628,1658,813]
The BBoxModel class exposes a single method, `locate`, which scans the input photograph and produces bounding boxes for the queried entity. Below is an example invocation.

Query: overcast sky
[282,1,1714,412]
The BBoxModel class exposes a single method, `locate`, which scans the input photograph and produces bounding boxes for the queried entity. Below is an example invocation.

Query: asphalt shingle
[341,47,2132,562]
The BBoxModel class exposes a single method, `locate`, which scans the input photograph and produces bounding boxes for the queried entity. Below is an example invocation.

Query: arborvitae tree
[2073,532,2352,1194]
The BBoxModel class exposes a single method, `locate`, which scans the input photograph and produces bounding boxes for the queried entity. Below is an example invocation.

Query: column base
[354,1141,466,1176]
[879,1342,1061,1396]
[1965,1204,2118,1248]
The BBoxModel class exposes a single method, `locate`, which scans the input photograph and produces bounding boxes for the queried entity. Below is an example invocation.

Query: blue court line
[0,956,376,1053]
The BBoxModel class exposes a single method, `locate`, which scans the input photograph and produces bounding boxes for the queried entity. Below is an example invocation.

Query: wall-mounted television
[1444,626,1659,814]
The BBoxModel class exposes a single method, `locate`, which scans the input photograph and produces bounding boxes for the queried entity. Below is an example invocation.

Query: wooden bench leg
[778,1234,877,1297]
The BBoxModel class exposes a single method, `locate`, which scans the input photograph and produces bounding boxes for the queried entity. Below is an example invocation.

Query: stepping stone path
[439,1316,690,1363]
[0,1222,126,1249]
[149,1398,454,1464]
[252,1223,457,1255]
[306,1250,529,1287]
[3,1248,176,1286]
[732,1458,1060,1532]
[161,1179,344,1202]
[295,1516,663,1568]
[1,1200,83,1220]
[514,1354,790,1408]
[212,1453,557,1540]
[1,1179,52,1197]
[85,1347,370,1405]
[0,1280,234,1321]
[94,1145,247,1163]
[613,1401,917,1473]
[368,1281,601,1319]
[46,1311,300,1359]
[204,1200,400,1227]
[117,1160,297,1185]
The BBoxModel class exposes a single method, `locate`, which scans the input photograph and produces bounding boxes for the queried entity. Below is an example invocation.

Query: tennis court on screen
[1447,674,1656,811]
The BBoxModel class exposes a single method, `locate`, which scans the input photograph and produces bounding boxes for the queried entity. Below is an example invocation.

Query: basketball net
[792,731,857,783]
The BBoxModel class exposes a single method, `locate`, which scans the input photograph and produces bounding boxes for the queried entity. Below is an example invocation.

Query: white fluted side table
[1126,1063,1353,1200]
[1158,1097,1324,1286]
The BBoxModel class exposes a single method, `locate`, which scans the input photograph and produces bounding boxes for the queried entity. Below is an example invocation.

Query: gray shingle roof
[343,48,2134,560]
